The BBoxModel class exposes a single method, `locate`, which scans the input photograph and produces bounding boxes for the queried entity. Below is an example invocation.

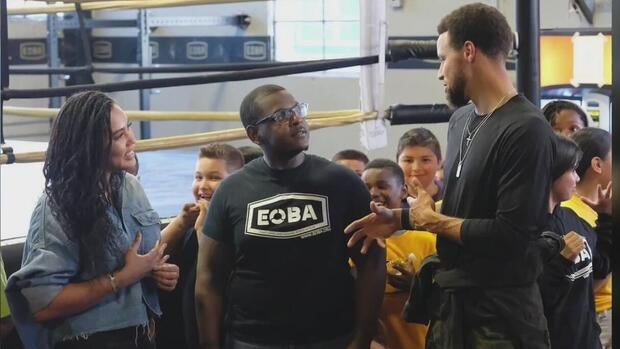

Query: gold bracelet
[108,273,119,293]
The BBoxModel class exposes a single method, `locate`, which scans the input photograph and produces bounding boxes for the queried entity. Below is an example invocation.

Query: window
[7,0,47,10]
[274,0,360,71]
[7,0,53,20]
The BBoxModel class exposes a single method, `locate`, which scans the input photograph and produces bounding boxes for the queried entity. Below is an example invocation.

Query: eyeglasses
[250,102,309,128]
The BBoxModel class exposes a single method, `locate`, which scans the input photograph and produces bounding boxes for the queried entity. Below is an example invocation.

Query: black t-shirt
[439,95,555,287]
[157,228,199,349]
[539,206,601,349]
[203,154,371,344]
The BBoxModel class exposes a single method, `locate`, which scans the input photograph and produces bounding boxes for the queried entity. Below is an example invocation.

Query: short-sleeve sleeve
[343,170,372,224]
[202,184,233,245]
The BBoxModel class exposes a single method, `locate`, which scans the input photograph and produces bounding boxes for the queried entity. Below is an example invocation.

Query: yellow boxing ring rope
[3,106,363,122]
[0,112,378,164]
[9,0,262,15]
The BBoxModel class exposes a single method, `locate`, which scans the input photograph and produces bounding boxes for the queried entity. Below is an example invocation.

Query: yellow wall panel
[540,35,611,87]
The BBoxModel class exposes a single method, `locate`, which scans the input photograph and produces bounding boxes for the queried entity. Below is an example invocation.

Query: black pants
[54,320,156,349]
[224,333,353,349]
[425,285,550,349]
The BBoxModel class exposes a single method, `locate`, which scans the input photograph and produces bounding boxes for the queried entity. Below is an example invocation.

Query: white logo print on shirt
[566,238,593,281]
[245,193,331,239]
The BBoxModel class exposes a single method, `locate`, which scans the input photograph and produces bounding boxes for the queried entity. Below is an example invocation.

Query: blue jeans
[54,319,156,349]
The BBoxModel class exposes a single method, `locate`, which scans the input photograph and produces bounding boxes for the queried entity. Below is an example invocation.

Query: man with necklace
[345,4,555,348]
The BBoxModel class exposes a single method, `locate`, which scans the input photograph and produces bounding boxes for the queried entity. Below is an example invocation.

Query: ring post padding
[387,104,453,125]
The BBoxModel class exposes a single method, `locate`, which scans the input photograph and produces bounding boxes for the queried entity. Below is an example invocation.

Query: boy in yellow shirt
[362,159,436,349]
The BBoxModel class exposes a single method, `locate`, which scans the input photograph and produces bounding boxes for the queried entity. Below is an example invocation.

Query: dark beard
[446,74,469,107]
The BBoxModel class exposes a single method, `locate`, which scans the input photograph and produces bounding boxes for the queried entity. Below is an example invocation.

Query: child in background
[396,128,444,202]
[157,144,244,349]
[564,128,613,349]
[238,145,263,164]
[538,135,611,349]
[332,149,369,177]
[542,100,589,137]
[361,159,436,349]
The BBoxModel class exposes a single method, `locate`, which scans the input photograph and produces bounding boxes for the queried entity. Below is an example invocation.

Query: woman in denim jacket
[6,91,198,349]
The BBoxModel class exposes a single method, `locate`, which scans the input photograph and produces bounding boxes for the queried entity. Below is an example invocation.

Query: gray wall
[4,0,612,160]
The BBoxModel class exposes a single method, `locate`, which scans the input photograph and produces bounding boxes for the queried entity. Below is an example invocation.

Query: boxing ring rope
[7,60,335,76]
[0,43,446,165]
[1,0,446,166]
[2,106,362,121]
[8,0,262,15]
[2,39,441,100]
[1,56,382,100]
[7,41,438,77]
[0,111,377,165]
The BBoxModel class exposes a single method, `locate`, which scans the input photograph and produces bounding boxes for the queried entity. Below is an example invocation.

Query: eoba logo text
[245,193,331,239]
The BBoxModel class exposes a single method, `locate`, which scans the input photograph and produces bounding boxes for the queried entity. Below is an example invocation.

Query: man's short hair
[542,100,589,128]
[240,84,286,128]
[437,3,513,58]
[331,149,369,165]
[199,143,245,172]
[364,158,405,186]
[396,128,442,161]
[570,127,611,178]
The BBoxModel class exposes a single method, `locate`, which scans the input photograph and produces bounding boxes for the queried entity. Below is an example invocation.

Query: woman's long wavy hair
[43,91,123,275]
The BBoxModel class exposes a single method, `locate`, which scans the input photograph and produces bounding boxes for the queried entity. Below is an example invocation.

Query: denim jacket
[6,173,161,348]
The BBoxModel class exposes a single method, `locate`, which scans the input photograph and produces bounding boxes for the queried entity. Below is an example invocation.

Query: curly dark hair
[43,90,123,275]
[437,3,513,58]
[542,100,589,128]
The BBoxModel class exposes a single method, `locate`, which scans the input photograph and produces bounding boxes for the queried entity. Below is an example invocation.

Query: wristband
[541,231,565,253]
[108,273,119,293]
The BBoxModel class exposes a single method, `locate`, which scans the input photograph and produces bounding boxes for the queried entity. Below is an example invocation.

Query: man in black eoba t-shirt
[345,4,555,349]
[195,84,386,349]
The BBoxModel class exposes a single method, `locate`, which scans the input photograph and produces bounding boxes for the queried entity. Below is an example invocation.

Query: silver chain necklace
[456,93,515,178]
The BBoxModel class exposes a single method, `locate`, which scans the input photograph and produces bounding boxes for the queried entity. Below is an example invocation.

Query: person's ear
[591,157,603,175]
[463,41,476,63]
[400,184,409,200]
[246,126,263,146]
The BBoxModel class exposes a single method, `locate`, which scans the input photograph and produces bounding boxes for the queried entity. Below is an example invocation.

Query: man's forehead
[258,91,295,111]
[437,32,450,51]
